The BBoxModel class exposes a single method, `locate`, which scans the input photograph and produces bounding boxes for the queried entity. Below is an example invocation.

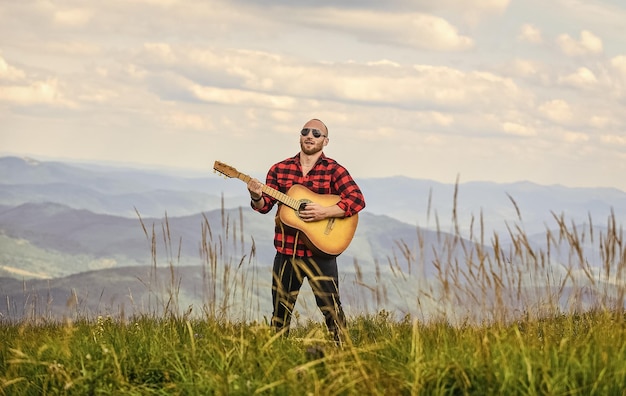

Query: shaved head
[304,118,329,137]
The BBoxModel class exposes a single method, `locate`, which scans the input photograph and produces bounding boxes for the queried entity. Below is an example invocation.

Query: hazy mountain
[0,201,474,278]
[0,156,251,217]
[1,155,623,321]
[0,201,482,321]
[359,177,626,237]
[2,155,624,237]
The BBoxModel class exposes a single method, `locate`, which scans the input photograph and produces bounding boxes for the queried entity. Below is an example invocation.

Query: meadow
[1,197,625,395]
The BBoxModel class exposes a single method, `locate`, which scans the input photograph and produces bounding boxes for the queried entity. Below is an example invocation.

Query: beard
[300,139,324,155]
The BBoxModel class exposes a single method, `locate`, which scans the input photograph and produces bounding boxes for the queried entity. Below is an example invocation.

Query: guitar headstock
[213,160,239,178]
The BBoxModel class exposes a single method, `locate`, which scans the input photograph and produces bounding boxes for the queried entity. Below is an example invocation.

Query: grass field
[1,200,625,395]
[1,310,625,395]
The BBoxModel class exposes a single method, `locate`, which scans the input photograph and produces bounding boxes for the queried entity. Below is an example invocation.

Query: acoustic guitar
[213,160,358,257]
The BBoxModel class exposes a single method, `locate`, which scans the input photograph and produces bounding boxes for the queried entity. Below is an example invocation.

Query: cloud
[1,0,625,190]
[305,9,474,51]
[601,134,626,146]
[446,0,510,16]
[143,43,178,63]
[53,8,94,27]
[0,78,73,107]
[561,130,589,143]
[0,55,26,81]
[558,67,598,88]
[589,115,616,129]
[191,85,297,109]
[502,121,536,137]
[132,44,531,113]
[556,30,603,56]
[161,111,213,131]
[130,0,179,5]
[506,59,545,80]
[0,56,74,107]
[612,55,626,75]
[539,99,573,124]
[232,0,510,15]
[46,41,101,56]
[535,93,621,134]
[518,24,543,44]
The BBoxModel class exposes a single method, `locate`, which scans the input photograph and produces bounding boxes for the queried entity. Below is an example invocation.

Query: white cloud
[0,79,74,107]
[506,59,546,82]
[502,121,536,137]
[539,99,573,123]
[190,85,297,109]
[53,8,94,27]
[458,0,511,23]
[130,0,179,5]
[132,45,528,113]
[556,30,603,56]
[309,9,474,51]
[600,134,626,146]
[77,88,119,104]
[396,0,510,13]
[428,112,455,127]
[518,24,543,44]
[0,55,26,81]
[558,67,598,88]
[162,111,213,130]
[589,115,615,129]
[551,0,626,39]
[0,56,80,108]
[125,64,148,80]
[561,130,589,143]
[46,41,101,56]
[608,55,626,99]
[611,55,626,75]
[1,0,626,190]
[143,43,178,63]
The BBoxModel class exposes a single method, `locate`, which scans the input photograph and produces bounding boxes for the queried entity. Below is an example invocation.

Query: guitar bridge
[324,218,335,235]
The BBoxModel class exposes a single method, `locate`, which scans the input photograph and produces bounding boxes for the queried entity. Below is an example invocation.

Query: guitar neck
[234,172,300,210]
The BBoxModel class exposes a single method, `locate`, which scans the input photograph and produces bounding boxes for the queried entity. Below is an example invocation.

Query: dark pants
[271,252,346,342]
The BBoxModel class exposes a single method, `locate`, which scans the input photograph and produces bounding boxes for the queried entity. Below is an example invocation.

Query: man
[247,118,366,344]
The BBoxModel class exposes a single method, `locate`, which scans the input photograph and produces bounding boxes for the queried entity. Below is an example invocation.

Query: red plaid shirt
[252,152,366,257]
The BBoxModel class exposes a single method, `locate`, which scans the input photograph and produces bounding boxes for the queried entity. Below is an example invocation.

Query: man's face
[299,122,328,155]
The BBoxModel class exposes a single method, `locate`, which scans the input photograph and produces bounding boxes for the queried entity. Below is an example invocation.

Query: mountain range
[1,156,624,322]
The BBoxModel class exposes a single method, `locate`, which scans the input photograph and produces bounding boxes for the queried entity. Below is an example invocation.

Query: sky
[1,0,626,190]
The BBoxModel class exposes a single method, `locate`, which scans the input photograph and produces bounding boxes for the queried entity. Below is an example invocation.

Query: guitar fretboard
[234,173,300,210]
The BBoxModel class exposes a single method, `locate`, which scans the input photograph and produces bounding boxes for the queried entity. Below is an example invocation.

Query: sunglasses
[300,128,327,138]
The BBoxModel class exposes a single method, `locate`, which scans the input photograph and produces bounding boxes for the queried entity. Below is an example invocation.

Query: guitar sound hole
[297,200,311,219]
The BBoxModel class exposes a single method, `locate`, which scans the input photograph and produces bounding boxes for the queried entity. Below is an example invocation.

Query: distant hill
[1,155,624,321]
[0,263,413,323]
[0,156,250,217]
[0,201,474,278]
[2,155,624,236]
[359,177,626,237]
[0,199,486,320]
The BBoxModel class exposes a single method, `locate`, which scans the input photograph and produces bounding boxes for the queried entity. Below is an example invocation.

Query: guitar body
[278,184,358,257]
